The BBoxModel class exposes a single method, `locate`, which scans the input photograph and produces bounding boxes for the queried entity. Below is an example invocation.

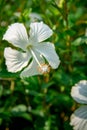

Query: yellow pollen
[38,64,50,74]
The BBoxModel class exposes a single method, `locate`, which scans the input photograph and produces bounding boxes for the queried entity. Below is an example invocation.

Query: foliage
[0,0,87,130]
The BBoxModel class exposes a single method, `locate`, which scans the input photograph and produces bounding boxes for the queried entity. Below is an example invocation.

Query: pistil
[30,48,42,68]
[30,48,50,74]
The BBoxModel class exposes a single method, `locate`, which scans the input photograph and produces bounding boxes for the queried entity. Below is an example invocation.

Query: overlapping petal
[71,80,87,104]
[70,106,87,130]
[3,23,29,51]
[29,22,53,43]
[4,47,31,72]
[20,51,45,78]
[20,59,41,78]
[35,42,60,69]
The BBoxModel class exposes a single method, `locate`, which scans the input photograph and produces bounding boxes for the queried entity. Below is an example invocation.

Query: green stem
[64,0,72,72]
[52,1,65,20]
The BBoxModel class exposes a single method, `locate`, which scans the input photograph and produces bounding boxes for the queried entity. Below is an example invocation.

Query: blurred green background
[0,0,87,130]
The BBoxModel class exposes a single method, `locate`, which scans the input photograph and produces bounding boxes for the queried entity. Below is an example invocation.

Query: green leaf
[41,81,54,89]
[18,113,32,121]
[11,104,27,112]
[72,36,87,46]
[0,70,19,78]
[0,85,3,97]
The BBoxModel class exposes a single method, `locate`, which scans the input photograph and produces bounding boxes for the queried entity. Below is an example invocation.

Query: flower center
[26,44,32,50]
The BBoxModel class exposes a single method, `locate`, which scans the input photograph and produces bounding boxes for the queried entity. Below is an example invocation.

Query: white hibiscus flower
[70,80,87,130]
[3,21,60,78]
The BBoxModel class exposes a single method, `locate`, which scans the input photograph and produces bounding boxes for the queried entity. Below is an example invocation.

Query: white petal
[29,22,53,42]
[3,23,29,51]
[20,59,41,78]
[71,80,87,104]
[70,106,87,130]
[20,51,45,78]
[35,42,60,69]
[4,47,31,72]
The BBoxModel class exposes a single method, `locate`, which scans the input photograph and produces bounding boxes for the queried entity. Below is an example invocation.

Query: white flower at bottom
[70,80,87,130]
[70,106,87,130]
[3,22,60,78]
